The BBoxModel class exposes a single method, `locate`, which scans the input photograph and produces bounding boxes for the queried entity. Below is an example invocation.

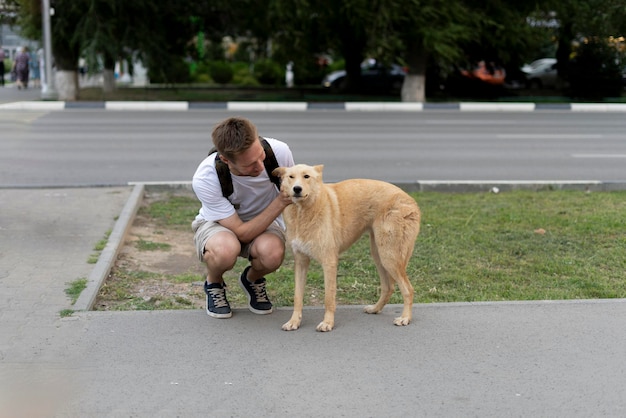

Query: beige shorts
[192,218,285,262]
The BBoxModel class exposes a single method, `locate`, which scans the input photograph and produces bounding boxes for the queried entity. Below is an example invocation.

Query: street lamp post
[41,0,58,100]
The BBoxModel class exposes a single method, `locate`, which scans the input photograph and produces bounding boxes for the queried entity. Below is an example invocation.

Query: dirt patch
[94,189,207,311]
[118,218,199,276]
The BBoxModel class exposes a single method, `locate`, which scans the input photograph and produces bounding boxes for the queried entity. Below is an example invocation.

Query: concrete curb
[407,180,626,193]
[73,183,145,311]
[75,180,626,311]
[3,100,626,112]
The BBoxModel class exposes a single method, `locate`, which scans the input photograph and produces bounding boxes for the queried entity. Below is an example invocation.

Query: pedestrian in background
[12,47,30,90]
[0,48,6,87]
[29,48,41,88]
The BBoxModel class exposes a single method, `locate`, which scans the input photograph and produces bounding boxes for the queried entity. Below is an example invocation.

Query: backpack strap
[208,137,281,200]
[213,155,234,199]
[261,138,281,190]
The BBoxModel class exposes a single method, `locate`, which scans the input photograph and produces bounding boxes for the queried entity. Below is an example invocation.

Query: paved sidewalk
[0,83,42,104]
[0,187,131,417]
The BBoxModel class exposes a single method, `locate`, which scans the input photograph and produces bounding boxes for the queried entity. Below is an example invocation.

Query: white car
[521,58,558,89]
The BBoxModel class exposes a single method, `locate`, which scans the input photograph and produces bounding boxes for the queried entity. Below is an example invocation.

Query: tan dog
[273,164,421,332]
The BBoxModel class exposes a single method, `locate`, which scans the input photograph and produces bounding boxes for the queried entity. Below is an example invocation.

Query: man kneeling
[191,117,294,318]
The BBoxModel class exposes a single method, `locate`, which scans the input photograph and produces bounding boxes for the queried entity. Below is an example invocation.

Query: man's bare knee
[204,232,240,269]
[250,233,285,271]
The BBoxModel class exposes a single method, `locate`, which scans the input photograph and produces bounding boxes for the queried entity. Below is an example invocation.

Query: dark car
[322,59,407,94]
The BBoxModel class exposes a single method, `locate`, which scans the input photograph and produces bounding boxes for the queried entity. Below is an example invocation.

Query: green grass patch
[77,86,403,103]
[88,229,112,264]
[65,278,88,304]
[409,190,626,302]
[135,239,171,251]
[171,272,202,284]
[78,85,625,104]
[93,231,111,251]
[140,195,200,230]
[60,309,75,318]
[104,189,626,310]
[274,190,626,304]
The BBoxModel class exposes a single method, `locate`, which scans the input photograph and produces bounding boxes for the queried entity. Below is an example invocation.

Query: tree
[382,0,548,101]
[269,0,546,101]
[76,1,202,92]
[373,0,483,102]
[536,0,626,96]
[0,0,19,24]
[15,0,204,99]
[15,0,87,99]
[269,0,371,92]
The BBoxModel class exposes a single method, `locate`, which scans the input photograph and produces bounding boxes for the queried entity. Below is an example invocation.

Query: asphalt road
[1,109,625,187]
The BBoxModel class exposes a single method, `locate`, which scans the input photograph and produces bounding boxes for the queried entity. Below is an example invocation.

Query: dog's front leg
[317,259,338,332]
[282,252,310,331]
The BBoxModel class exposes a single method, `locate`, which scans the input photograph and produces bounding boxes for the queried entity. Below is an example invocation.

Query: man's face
[222,139,266,177]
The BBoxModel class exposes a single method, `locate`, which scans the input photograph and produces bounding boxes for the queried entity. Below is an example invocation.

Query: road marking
[498,134,604,139]
[460,102,535,111]
[571,154,626,158]
[0,111,49,124]
[419,180,602,185]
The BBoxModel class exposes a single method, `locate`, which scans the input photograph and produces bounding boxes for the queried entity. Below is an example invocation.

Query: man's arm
[218,192,292,244]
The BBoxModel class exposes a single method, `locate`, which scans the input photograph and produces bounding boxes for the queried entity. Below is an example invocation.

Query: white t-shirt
[192,137,294,229]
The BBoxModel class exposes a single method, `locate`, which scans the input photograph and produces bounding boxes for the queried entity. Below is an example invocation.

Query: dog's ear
[272,167,286,178]
[314,165,324,174]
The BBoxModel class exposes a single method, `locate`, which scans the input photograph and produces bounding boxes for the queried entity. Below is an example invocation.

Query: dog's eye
[289,175,294,179]
[304,175,310,179]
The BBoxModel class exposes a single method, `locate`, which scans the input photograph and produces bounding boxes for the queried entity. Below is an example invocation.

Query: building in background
[1,23,40,60]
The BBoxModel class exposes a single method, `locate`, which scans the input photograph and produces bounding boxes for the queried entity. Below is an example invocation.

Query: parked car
[521,58,558,89]
[322,59,407,94]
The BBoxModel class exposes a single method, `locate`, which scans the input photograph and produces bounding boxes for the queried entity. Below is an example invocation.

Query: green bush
[148,58,191,84]
[253,59,283,85]
[194,73,213,83]
[328,58,345,72]
[191,61,211,82]
[231,62,260,86]
[210,61,234,84]
[3,59,13,76]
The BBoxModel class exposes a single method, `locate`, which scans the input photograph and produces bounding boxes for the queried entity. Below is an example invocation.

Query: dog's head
[273,164,324,203]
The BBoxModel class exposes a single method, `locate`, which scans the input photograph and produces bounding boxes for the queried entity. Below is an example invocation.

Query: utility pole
[41,0,57,100]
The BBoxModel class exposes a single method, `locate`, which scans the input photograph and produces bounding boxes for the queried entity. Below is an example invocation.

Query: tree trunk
[55,71,78,101]
[339,26,366,93]
[102,53,117,93]
[402,42,428,102]
[103,69,116,93]
[401,74,426,102]
[555,21,573,88]
[52,41,80,101]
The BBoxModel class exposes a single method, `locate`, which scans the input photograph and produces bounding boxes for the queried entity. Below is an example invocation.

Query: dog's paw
[393,316,411,326]
[316,321,334,332]
[363,305,381,314]
[282,320,301,331]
